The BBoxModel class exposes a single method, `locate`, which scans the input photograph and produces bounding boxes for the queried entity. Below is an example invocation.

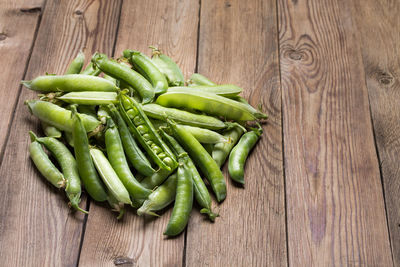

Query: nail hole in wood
[20,7,42,13]
[225,1,231,7]
[114,256,135,266]
[0,33,7,41]
[74,10,83,15]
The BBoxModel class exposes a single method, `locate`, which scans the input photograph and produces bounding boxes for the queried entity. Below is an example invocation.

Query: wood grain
[0,0,121,265]
[78,0,199,266]
[0,0,44,160]
[278,0,393,265]
[185,0,287,266]
[352,0,400,265]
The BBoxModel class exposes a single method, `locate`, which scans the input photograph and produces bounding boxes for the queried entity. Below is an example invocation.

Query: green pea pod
[72,106,108,202]
[108,104,155,176]
[29,132,65,188]
[137,173,177,216]
[157,90,267,121]
[105,117,152,200]
[123,49,168,95]
[81,62,101,76]
[228,127,262,184]
[90,148,132,205]
[57,91,118,105]
[212,125,245,167]
[107,193,125,220]
[21,74,118,93]
[140,168,172,190]
[161,131,218,221]
[41,121,62,138]
[168,119,226,202]
[64,131,74,147]
[188,73,216,86]
[168,85,242,98]
[26,100,101,133]
[118,94,178,172]
[164,156,193,236]
[179,125,229,144]
[92,53,155,104]
[142,103,227,130]
[65,51,85,74]
[150,46,185,87]
[34,133,87,214]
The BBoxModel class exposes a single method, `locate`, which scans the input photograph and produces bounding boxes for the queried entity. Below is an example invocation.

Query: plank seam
[275,0,289,266]
[0,0,47,168]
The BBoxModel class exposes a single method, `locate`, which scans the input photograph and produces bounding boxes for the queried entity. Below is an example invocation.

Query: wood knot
[74,10,83,16]
[225,1,231,7]
[377,71,394,86]
[114,256,135,266]
[0,33,7,41]
[288,50,303,61]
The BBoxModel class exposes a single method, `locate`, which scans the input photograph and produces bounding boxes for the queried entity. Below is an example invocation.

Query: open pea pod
[117,93,178,172]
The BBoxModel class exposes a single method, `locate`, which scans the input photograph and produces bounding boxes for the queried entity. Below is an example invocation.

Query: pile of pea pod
[23,47,267,236]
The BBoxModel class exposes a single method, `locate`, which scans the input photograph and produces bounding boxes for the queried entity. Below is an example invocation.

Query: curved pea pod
[105,117,152,200]
[137,173,177,216]
[81,62,101,76]
[228,127,262,184]
[26,100,101,133]
[92,53,155,104]
[90,148,132,205]
[118,94,178,172]
[212,125,245,167]
[21,74,118,92]
[164,156,193,236]
[150,46,185,87]
[188,73,216,86]
[161,131,218,221]
[34,133,87,214]
[142,103,227,130]
[72,107,108,202]
[41,121,62,138]
[168,119,226,202]
[108,104,155,176]
[57,91,118,105]
[168,85,242,98]
[123,49,168,94]
[157,90,267,121]
[179,125,229,144]
[29,132,65,188]
[65,51,85,74]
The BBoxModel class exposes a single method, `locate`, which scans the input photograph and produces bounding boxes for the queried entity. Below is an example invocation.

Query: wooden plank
[278,0,393,265]
[78,0,199,266]
[352,0,400,265]
[0,0,121,265]
[185,0,287,266]
[0,0,44,159]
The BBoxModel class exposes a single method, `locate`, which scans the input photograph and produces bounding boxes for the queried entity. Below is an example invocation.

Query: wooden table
[0,0,398,266]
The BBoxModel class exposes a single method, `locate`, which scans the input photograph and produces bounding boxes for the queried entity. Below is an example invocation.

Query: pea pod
[137,173,177,216]
[29,132,65,188]
[150,46,185,87]
[118,94,177,172]
[90,148,132,205]
[168,85,242,98]
[57,91,118,105]
[142,103,227,130]
[41,121,62,138]
[26,100,101,133]
[92,53,155,104]
[34,132,87,213]
[157,90,267,121]
[107,193,125,220]
[108,104,155,176]
[105,117,152,200]
[161,131,218,221]
[72,106,108,202]
[21,74,118,93]
[179,125,229,144]
[141,168,172,190]
[81,62,101,76]
[228,127,262,184]
[65,51,85,74]
[212,125,245,167]
[168,119,226,202]
[164,155,193,236]
[188,73,216,86]
[123,49,168,94]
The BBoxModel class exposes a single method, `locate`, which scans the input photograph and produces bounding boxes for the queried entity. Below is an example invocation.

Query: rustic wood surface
[0,0,397,266]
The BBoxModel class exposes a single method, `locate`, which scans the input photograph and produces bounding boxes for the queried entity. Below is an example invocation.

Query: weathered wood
[0,0,44,159]
[185,0,287,266]
[278,0,393,265]
[352,0,400,265]
[78,1,199,266]
[0,0,121,265]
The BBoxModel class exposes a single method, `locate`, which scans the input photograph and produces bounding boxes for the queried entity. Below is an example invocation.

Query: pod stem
[68,194,89,214]
[200,208,219,222]
[29,131,38,142]
[21,80,32,89]
[149,46,161,57]
[137,202,160,217]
